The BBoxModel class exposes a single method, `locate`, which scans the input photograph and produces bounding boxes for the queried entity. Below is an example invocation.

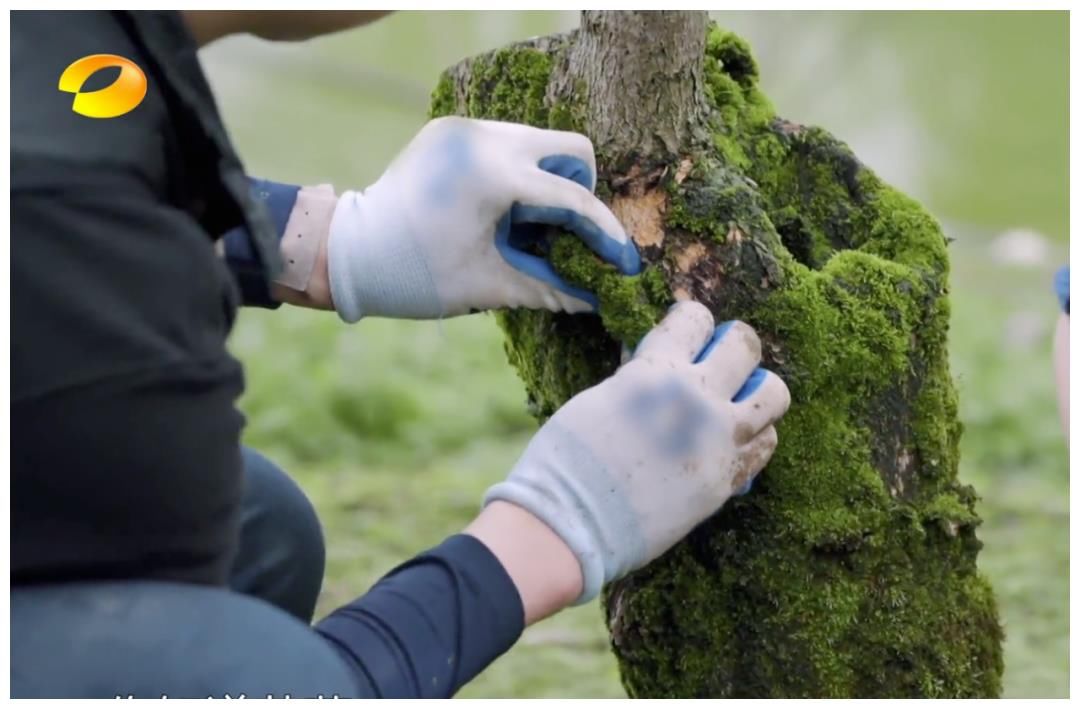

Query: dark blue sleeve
[222,178,301,309]
[1055,265,1069,315]
[314,534,525,698]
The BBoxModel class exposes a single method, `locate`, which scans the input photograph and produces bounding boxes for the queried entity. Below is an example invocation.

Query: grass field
[202,11,1069,698]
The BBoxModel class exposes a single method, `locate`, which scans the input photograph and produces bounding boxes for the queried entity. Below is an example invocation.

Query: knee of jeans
[233,448,326,622]
[12,581,362,698]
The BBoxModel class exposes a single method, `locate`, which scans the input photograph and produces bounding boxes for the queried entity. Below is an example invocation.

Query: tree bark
[432,10,1003,698]
[561,11,710,160]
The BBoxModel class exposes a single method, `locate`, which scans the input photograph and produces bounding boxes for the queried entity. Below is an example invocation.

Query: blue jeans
[11,448,361,699]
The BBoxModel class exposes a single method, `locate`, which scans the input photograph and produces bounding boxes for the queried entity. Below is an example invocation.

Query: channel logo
[58,54,147,119]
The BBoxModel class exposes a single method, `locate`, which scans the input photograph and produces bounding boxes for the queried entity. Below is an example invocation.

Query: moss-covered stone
[431,22,1002,698]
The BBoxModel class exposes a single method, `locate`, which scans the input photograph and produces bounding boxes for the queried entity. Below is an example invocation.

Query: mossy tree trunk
[431,10,1003,698]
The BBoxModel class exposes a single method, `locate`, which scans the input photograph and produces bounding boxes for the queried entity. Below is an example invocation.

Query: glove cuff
[327,190,442,322]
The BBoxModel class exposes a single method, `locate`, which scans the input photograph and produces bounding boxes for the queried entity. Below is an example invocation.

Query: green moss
[428,71,457,119]
[548,79,590,134]
[666,163,775,241]
[704,26,776,172]
[548,236,669,345]
[649,228,1001,695]
[922,491,981,531]
[464,47,554,125]
[497,307,619,420]
[546,102,577,132]
[706,27,759,87]
[432,21,1002,698]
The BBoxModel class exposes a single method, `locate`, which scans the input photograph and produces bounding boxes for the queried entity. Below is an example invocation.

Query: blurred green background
[199,11,1069,698]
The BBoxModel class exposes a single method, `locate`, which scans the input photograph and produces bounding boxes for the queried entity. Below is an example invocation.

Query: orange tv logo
[58,54,147,119]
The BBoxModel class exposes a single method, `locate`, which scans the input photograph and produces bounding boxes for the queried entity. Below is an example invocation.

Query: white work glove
[484,301,792,604]
[327,116,641,321]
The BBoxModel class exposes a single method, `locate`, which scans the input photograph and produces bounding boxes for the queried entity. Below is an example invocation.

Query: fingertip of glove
[590,231,641,276]
[537,154,594,190]
[733,367,769,403]
[619,242,642,275]
[694,321,735,363]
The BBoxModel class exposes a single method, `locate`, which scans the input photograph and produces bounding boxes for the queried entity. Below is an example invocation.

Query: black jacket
[12,10,280,586]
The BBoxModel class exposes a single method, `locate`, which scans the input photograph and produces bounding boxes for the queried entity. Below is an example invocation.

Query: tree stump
[431,10,1003,698]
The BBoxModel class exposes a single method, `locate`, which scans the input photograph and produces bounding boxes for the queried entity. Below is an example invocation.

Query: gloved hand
[326,116,641,322]
[484,301,791,604]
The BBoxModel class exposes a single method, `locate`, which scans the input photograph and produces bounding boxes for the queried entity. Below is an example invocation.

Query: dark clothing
[12,447,338,699]
[230,448,327,622]
[12,581,360,700]
[227,452,523,698]
[12,9,277,587]
[316,535,525,698]
[12,10,523,697]
[13,449,523,698]
[224,178,301,308]
[11,539,522,699]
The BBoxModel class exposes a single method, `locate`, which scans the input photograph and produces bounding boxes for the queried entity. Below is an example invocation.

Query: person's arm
[224,117,642,320]
[311,302,791,697]
[312,502,580,698]
[465,501,582,624]
[221,178,335,311]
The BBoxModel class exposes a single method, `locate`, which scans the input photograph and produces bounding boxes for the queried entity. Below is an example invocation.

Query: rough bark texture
[431,11,1004,698]
[562,11,711,160]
